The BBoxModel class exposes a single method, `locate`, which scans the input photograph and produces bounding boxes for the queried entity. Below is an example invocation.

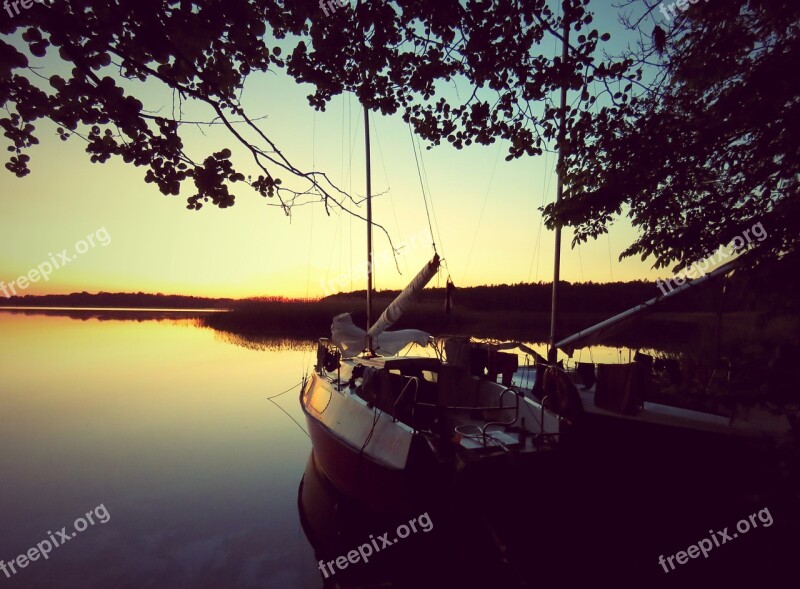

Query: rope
[359,404,383,457]
[267,380,310,438]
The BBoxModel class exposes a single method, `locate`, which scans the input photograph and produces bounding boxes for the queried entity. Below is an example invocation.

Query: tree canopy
[547,0,799,278]
[1,0,796,278]
[1,1,622,210]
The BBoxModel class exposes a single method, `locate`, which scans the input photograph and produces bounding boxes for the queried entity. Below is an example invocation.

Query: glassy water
[2,312,792,588]
[0,312,645,588]
[0,312,317,589]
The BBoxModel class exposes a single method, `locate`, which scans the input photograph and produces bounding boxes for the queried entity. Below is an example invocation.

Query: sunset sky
[0,3,673,300]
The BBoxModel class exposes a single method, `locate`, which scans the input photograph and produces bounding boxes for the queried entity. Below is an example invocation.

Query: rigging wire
[304,111,318,370]
[526,13,560,284]
[415,133,449,280]
[349,194,353,291]
[349,96,354,292]
[342,94,361,203]
[365,109,375,290]
[416,135,444,255]
[341,92,347,194]
[590,76,615,283]
[407,123,438,255]
[329,94,362,293]
[373,114,405,275]
[607,231,615,281]
[462,139,504,284]
[331,93,363,292]
[345,95,350,292]
[528,145,556,282]
[325,204,343,291]
[307,112,316,300]
[529,0,564,285]
[529,0,588,287]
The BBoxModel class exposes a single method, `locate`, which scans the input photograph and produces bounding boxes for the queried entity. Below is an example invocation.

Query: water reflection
[211,330,315,353]
[297,452,524,589]
[0,312,317,589]
[298,440,786,587]
[1,311,791,587]
[0,307,224,322]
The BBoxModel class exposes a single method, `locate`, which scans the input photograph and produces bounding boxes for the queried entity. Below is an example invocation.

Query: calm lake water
[0,312,317,589]
[0,311,646,588]
[2,311,792,587]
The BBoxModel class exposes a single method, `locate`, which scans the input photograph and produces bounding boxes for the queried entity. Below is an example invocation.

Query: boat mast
[548,10,570,365]
[364,105,374,354]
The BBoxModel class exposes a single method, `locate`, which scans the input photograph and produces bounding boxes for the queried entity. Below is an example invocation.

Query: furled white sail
[331,313,431,358]
[367,254,440,339]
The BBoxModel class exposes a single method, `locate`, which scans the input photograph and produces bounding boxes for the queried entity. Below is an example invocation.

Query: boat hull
[301,373,416,510]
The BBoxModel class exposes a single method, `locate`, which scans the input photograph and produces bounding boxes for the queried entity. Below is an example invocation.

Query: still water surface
[0,312,317,589]
[0,311,651,588]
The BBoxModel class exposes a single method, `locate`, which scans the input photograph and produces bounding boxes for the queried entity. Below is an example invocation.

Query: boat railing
[479,387,520,446]
[530,394,565,450]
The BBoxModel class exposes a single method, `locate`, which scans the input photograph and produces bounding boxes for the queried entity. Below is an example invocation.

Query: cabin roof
[352,356,441,372]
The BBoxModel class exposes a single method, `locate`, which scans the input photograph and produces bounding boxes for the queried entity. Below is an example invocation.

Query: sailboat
[300,107,564,511]
[527,18,790,445]
[301,28,790,512]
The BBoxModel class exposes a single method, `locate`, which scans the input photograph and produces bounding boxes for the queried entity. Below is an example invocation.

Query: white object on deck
[331,313,431,358]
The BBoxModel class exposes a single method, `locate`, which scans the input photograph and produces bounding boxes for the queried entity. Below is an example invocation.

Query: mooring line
[267,379,310,438]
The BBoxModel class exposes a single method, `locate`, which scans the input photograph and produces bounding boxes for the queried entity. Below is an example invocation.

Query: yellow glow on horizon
[0,53,665,301]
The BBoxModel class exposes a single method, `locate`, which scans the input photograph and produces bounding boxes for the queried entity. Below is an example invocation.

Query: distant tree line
[0,291,233,309]
[328,275,774,315]
[0,269,784,316]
